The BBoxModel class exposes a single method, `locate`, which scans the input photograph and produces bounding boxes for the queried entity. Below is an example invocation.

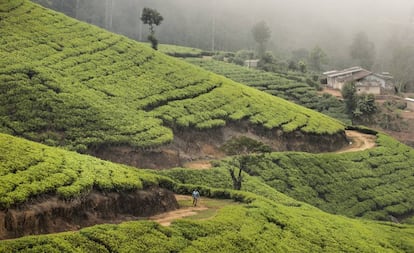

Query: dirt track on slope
[150,131,377,225]
[182,130,377,170]
[149,195,208,226]
[336,130,376,153]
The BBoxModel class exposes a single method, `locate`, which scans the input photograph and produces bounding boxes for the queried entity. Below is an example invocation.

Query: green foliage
[216,133,414,221]
[342,83,378,122]
[220,136,272,155]
[1,133,414,252]
[229,50,255,65]
[0,1,344,153]
[2,167,414,252]
[342,82,358,113]
[158,44,204,58]
[0,133,162,208]
[186,58,349,123]
[252,21,271,57]
[308,46,328,71]
[141,7,163,50]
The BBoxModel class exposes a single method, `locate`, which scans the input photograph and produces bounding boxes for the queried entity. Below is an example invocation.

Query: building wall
[365,75,386,88]
[327,77,344,90]
[406,100,414,111]
[356,85,380,95]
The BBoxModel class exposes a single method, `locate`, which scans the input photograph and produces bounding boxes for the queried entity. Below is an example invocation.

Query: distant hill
[0,0,345,168]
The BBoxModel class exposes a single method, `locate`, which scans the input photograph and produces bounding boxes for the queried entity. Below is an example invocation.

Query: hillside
[1,133,414,252]
[214,131,414,222]
[0,0,346,168]
[0,133,179,239]
[185,58,349,122]
[1,1,414,252]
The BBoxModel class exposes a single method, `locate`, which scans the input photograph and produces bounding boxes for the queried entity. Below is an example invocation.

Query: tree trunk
[229,168,242,190]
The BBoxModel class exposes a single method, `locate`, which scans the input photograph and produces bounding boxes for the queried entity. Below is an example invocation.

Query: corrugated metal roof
[337,70,372,82]
[324,66,364,77]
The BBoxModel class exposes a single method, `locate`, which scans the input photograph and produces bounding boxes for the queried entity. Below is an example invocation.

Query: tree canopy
[141,7,163,50]
[308,46,327,71]
[350,31,376,69]
[252,21,271,57]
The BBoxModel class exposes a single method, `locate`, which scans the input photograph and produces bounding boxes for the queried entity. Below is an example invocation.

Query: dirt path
[149,195,237,226]
[182,131,377,169]
[150,132,376,226]
[182,160,212,170]
[336,130,376,153]
[149,195,207,226]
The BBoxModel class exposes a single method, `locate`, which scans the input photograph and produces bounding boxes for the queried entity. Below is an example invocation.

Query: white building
[405,98,414,111]
[323,66,393,95]
[244,59,260,68]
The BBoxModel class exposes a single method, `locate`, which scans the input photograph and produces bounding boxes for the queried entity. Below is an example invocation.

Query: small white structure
[244,59,260,68]
[323,66,393,95]
[405,98,414,111]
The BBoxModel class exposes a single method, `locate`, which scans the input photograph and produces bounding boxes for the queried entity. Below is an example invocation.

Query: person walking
[192,189,200,207]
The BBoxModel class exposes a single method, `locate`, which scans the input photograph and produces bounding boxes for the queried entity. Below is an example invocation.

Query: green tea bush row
[0,1,345,153]
[218,133,414,220]
[1,174,413,252]
[0,133,162,208]
[186,58,350,123]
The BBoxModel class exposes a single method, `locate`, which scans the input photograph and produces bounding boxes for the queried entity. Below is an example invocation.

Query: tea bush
[186,58,349,123]
[0,0,344,153]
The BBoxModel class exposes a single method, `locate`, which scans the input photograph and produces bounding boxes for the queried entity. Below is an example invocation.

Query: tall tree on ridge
[252,21,271,58]
[141,7,163,50]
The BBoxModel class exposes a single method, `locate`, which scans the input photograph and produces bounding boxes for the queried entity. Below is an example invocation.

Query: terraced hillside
[0,0,345,168]
[1,133,414,252]
[186,58,349,122]
[213,131,414,222]
[0,133,180,239]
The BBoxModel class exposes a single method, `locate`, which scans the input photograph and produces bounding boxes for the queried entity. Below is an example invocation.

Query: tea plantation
[1,1,414,252]
[1,133,414,252]
[0,0,345,153]
[186,58,349,122]
[210,132,414,222]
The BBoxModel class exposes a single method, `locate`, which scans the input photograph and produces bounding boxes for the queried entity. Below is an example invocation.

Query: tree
[341,82,377,123]
[390,45,414,92]
[141,7,163,50]
[308,46,327,72]
[221,137,271,190]
[298,60,307,73]
[342,82,357,114]
[350,31,376,69]
[227,156,251,191]
[252,21,271,58]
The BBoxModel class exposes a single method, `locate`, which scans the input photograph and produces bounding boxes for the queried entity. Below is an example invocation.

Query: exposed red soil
[336,130,376,153]
[90,120,349,169]
[183,160,212,170]
[0,188,178,240]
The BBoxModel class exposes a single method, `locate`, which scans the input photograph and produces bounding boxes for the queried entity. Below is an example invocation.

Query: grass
[0,0,344,153]
[177,197,238,220]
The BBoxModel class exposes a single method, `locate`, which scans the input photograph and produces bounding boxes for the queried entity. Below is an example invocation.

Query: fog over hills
[34,0,414,72]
